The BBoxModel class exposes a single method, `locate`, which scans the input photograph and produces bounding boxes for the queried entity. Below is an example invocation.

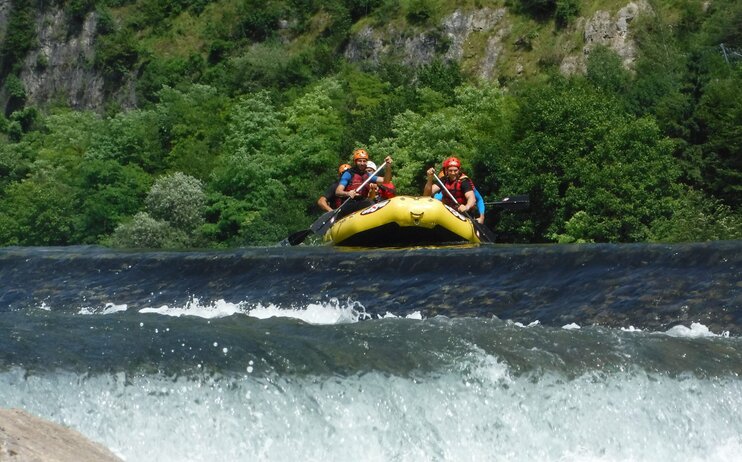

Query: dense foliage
[0,0,740,247]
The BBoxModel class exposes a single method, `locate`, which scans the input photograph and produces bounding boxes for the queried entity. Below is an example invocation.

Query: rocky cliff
[345,2,650,80]
[3,2,649,113]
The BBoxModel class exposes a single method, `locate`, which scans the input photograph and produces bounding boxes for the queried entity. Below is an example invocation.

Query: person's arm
[460,190,476,213]
[456,179,476,213]
[382,156,392,183]
[335,172,358,199]
[368,183,378,201]
[474,189,485,214]
[317,195,332,212]
[423,167,440,196]
[474,189,485,223]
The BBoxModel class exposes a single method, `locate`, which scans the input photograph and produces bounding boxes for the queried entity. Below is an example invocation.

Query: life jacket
[347,168,371,199]
[377,182,396,200]
[441,174,473,208]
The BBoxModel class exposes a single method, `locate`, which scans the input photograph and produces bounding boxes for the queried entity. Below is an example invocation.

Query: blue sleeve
[474,189,485,215]
[339,171,352,187]
[433,191,442,201]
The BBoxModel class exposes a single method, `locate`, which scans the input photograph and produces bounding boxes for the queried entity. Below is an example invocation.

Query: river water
[1,242,741,461]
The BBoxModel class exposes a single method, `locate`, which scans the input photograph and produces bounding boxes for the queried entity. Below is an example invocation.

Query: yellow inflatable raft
[324,196,481,246]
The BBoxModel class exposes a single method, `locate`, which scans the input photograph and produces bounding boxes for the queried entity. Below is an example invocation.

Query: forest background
[0,0,740,248]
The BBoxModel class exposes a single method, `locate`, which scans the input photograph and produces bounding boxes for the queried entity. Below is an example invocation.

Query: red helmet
[442,156,461,170]
[338,163,351,175]
[352,149,369,162]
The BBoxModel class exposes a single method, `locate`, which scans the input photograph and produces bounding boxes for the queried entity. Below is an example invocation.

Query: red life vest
[378,182,396,200]
[441,175,473,208]
[348,169,371,198]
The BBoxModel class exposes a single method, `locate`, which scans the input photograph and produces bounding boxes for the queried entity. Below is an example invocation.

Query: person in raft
[432,168,485,224]
[335,148,393,218]
[423,156,478,219]
[365,160,396,203]
[317,163,352,212]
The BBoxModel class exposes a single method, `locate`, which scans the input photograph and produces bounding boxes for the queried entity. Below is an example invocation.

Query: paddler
[335,149,393,218]
[365,160,396,203]
[423,156,478,217]
[317,163,351,213]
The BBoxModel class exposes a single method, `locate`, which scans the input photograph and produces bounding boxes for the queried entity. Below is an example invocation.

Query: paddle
[280,160,390,246]
[485,194,530,211]
[432,174,497,243]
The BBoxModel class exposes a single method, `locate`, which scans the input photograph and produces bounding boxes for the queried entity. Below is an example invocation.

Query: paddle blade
[310,210,338,234]
[280,229,312,246]
[473,221,496,243]
[312,212,340,237]
[490,195,530,211]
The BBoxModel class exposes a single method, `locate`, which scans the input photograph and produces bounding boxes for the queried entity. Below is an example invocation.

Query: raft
[323,196,481,247]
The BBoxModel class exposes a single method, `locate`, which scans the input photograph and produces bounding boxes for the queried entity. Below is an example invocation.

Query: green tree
[369,82,509,196]
[146,172,206,232]
[108,211,189,249]
[108,172,205,248]
[86,109,165,173]
[0,2,36,75]
[693,68,742,207]
[0,171,78,246]
[153,84,229,180]
[75,159,151,243]
[209,91,287,244]
[502,80,680,242]
[586,45,630,97]
[650,188,742,242]
[280,78,346,213]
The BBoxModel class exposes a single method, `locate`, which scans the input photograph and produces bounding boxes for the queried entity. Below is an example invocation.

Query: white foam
[621,325,643,332]
[78,303,128,315]
[137,298,368,325]
[139,298,244,318]
[247,300,364,324]
[663,322,730,338]
[2,358,740,462]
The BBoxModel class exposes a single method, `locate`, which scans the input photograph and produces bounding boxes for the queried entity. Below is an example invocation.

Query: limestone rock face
[344,8,508,78]
[0,0,9,45]
[0,408,122,462]
[3,5,136,113]
[562,0,651,74]
[19,10,105,110]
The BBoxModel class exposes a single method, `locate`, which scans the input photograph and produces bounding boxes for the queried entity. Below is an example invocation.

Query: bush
[95,27,139,84]
[108,211,189,248]
[650,189,742,242]
[555,0,579,28]
[145,172,206,232]
[586,45,630,96]
[0,3,36,75]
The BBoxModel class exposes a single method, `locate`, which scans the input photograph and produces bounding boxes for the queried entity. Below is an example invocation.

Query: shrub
[555,0,579,28]
[650,189,742,242]
[108,212,189,248]
[145,172,206,232]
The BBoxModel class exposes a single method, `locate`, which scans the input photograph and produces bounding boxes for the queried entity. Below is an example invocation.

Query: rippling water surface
[1,242,740,461]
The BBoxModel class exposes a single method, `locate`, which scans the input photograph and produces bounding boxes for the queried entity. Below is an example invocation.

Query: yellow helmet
[338,163,351,175]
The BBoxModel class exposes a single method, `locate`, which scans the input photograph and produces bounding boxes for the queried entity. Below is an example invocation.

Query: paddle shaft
[307,160,390,237]
[484,195,530,207]
[433,174,476,218]
[336,160,389,206]
[433,173,495,243]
